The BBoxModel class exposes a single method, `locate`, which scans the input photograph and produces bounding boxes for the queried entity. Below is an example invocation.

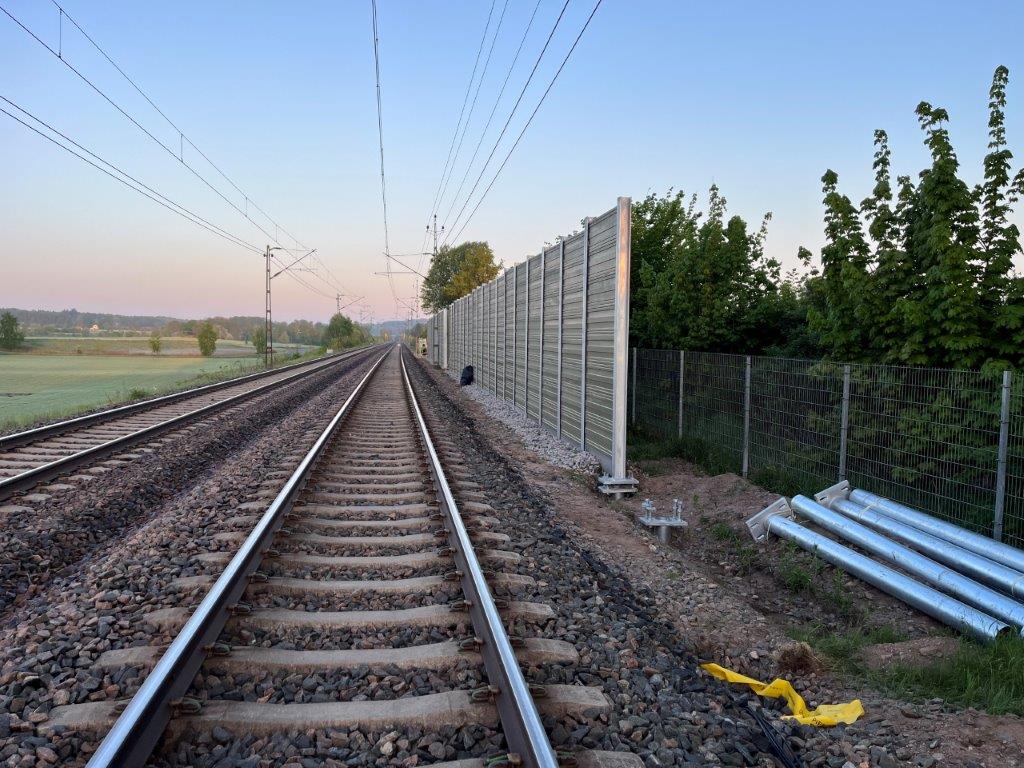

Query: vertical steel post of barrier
[677,350,685,438]
[525,260,530,416]
[556,240,564,438]
[610,197,632,480]
[539,247,546,426]
[630,348,637,425]
[839,364,851,480]
[994,370,1012,541]
[512,265,518,404]
[580,219,591,449]
[742,355,752,478]
[501,277,507,400]
[492,281,498,394]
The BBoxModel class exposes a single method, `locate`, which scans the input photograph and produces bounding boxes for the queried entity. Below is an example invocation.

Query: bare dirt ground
[419,360,1024,768]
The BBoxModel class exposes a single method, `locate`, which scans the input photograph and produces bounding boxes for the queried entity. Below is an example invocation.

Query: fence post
[994,370,1012,541]
[539,248,546,426]
[839,364,851,480]
[631,348,637,424]
[677,350,685,438]
[742,355,752,478]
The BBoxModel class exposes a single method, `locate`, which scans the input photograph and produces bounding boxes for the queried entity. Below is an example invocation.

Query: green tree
[0,312,24,351]
[322,313,370,351]
[148,331,162,354]
[197,321,217,357]
[629,186,800,354]
[813,65,1023,370]
[251,326,267,357]
[420,241,500,314]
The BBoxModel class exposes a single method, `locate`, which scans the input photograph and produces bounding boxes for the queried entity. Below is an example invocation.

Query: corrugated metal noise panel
[427,200,630,476]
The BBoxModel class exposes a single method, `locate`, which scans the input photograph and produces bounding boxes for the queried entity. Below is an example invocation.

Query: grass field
[0,354,257,430]
[21,336,315,357]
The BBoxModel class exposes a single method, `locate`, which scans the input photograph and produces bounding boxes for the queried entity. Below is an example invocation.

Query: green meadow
[0,354,254,430]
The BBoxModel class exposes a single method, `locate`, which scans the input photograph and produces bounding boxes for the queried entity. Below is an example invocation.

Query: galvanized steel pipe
[760,512,1010,642]
[829,498,1024,601]
[850,489,1024,574]
[791,495,1024,631]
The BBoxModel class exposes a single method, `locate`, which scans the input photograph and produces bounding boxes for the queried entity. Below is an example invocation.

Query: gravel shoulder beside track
[0,352,382,766]
[405,356,782,767]
[414,356,1024,768]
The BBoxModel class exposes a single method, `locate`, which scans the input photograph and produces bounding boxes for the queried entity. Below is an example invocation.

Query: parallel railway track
[48,345,624,768]
[0,345,380,501]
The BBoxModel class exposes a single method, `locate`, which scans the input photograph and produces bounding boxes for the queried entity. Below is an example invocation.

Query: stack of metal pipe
[746,481,1024,642]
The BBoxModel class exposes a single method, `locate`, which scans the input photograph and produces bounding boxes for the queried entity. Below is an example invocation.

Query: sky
[2,0,1022,324]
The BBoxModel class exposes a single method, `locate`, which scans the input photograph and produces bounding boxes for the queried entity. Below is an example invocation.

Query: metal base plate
[746,497,793,542]
[814,480,851,509]
[598,475,638,495]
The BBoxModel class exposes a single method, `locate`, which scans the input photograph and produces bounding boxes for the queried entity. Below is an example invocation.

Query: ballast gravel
[456,381,602,474]
[0,351,382,766]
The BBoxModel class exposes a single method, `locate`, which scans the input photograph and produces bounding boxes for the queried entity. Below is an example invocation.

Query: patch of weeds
[127,387,149,400]
[736,544,758,575]
[749,465,809,498]
[790,622,907,676]
[794,624,1024,715]
[627,428,738,476]
[640,461,668,477]
[709,522,738,542]
[872,635,1024,716]
[775,541,820,594]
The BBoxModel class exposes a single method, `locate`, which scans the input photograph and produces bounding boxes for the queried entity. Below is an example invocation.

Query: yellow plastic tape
[700,662,864,727]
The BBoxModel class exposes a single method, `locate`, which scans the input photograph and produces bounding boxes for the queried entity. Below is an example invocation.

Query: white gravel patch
[457,382,601,474]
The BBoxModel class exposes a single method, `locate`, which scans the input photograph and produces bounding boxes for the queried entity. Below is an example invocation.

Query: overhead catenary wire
[369,0,420,319]
[420,0,498,254]
[3,1,349,302]
[438,0,543,232]
[43,0,309,255]
[439,0,576,246]
[444,0,603,246]
[431,0,510,230]
[0,101,262,255]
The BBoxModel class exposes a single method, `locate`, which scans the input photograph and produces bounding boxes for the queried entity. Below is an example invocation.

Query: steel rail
[0,345,382,501]
[0,345,375,452]
[399,348,558,768]
[83,347,391,768]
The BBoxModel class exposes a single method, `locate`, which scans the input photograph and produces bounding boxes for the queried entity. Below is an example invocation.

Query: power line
[432,0,509,228]
[440,0,575,245]
[444,0,603,246]
[368,0,419,320]
[44,0,310,254]
[0,99,262,255]
[370,0,390,259]
[3,2,350,300]
[439,0,543,232]
[369,0,400,316]
[420,0,497,253]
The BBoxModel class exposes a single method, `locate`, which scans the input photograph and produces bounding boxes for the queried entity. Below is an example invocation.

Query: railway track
[0,345,380,501]
[47,345,627,768]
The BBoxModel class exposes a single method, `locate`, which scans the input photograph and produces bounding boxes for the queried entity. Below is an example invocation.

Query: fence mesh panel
[631,348,1024,549]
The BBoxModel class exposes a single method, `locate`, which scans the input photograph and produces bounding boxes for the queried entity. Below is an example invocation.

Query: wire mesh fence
[630,348,1024,550]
